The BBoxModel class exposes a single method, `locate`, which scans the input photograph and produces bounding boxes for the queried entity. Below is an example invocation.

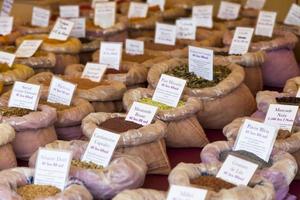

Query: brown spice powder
[145,41,185,51]
[191,176,235,192]
[17,184,61,200]
[99,117,143,133]
[39,99,72,111]
[122,53,154,63]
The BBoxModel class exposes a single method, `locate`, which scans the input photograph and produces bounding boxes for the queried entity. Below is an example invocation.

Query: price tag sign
[34,148,72,191]
[234,119,278,162]
[94,2,116,29]
[217,1,241,20]
[0,16,13,35]
[229,27,254,55]
[244,0,266,10]
[152,74,186,108]
[176,18,196,40]
[81,62,107,82]
[1,0,13,17]
[264,104,298,131]
[125,102,158,126]
[296,88,300,97]
[155,22,177,46]
[47,76,76,106]
[15,40,43,58]
[59,5,79,18]
[99,42,122,70]
[31,7,51,27]
[255,11,277,37]
[8,81,41,110]
[217,155,258,186]
[147,0,165,11]
[284,4,300,27]
[128,2,148,19]
[69,17,86,38]
[49,18,74,41]
[0,51,15,67]
[126,39,144,55]
[192,5,213,28]
[82,128,120,167]
[167,185,207,200]
[92,0,109,8]
[189,46,213,81]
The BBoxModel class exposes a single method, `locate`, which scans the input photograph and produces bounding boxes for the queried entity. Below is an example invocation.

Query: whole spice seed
[17,184,61,200]
[99,117,143,133]
[276,97,300,106]
[140,97,185,110]
[190,175,235,192]
[71,160,104,170]
[0,106,32,117]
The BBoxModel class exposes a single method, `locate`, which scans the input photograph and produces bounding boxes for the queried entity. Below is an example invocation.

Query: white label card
[34,148,72,191]
[255,11,277,37]
[155,22,177,46]
[94,2,116,29]
[128,2,148,19]
[245,0,266,10]
[1,0,13,17]
[31,7,51,28]
[176,18,196,40]
[82,128,120,167]
[47,76,76,106]
[0,16,13,35]
[8,81,41,110]
[69,17,86,38]
[99,42,122,70]
[125,102,158,126]
[189,46,213,81]
[229,27,254,55]
[126,39,144,55]
[147,0,165,11]
[167,185,207,200]
[296,88,300,97]
[264,104,298,132]
[234,119,278,162]
[192,5,213,28]
[15,40,43,58]
[81,62,107,82]
[49,18,74,41]
[59,5,79,18]
[217,1,241,20]
[217,155,258,186]
[152,74,186,108]
[92,0,109,8]
[0,51,15,67]
[284,4,300,27]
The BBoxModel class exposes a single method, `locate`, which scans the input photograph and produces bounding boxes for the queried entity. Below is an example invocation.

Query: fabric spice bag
[0,167,93,200]
[200,141,298,200]
[0,31,21,46]
[29,140,147,200]
[81,112,170,175]
[0,123,17,170]
[147,57,256,129]
[123,88,209,148]
[113,189,167,200]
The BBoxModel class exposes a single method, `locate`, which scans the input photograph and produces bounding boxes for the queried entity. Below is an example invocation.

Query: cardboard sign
[152,74,186,108]
[167,185,207,200]
[284,4,300,27]
[125,102,158,126]
[99,42,122,70]
[82,128,120,167]
[34,148,72,191]
[234,119,278,162]
[176,18,196,40]
[8,81,41,110]
[47,76,76,106]
[94,2,116,29]
[48,18,74,41]
[147,0,165,11]
[31,7,51,27]
[69,17,86,38]
[126,39,144,55]
[128,2,148,19]
[229,27,254,55]
[81,62,107,82]
[255,11,277,37]
[0,0,13,16]
[0,16,13,35]
[59,5,79,18]
[217,1,241,20]
[192,5,213,28]
[217,155,258,186]
[244,0,266,10]
[0,51,15,66]
[155,22,176,46]
[15,40,43,58]
[189,46,214,81]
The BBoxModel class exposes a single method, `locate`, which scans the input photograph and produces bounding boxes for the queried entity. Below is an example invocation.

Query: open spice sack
[81,112,170,175]
[214,17,255,30]
[29,140,147,200]
[0,31,21,46]
[16,22,52,35]
[200,141,298,200]
[147,57,256,129]
[0,123,17,170]
[123,88,209,148]
[113,189,167,200]
[0,167,93,200]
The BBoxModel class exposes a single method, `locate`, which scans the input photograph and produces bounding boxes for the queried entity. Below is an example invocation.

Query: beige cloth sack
[0,123,17,169]
[113,189,167,200]
[0,63,34,86]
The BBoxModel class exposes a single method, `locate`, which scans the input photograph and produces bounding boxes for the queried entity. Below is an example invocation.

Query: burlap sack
[113,189,167,200]
[215,17,255,30]
[0,167,93,200]
[240,8,260,19]
[147,58,256,129]
[194,22,227,46]
[0,31,21,45]
[91,101,123,112]
[200,141,298,200]
[81,112,170,174]
[0,123,17,169]
[16,24,52,35]
[15,51,56,70]
[79,39,100,64]
[168,162,275,200]
[123,88,209,148]
[29,140,147,200]
[0,63,34,86]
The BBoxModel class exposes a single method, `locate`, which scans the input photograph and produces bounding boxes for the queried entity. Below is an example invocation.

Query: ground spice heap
[0,63,12,72]
[144,41,185,51]
[17,184,61,200]
[251,35,275,43]
[39,99,71,111]
[276,97,300,106]
[71,160,104,170]
[122,53,154,63]
[140,98,185,110]
[99,117,143,133]
[63,77,106,90]
[190,175,235,192]
[0,107,32,117]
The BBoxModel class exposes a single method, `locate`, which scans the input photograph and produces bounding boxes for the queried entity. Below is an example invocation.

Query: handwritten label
[92,0,109,8]
[82,128,120,167]
[47,76,76,106]
[217,155,258,186]
[176,18,196,40]
[126,39,144,55]
[15,40,43,58]
[126,102,158,126]
[217,1,241,20]
[155,22,176,46]
[49,18,74,41]
[81,63,107,82]
[167,185,207,200]
[284,4,300,26]
[99,42,122,70]
[229,27,254,55]
[147,0,165,11]
[69,17,86,38]
[234,119,278,162]
[189,46,213,81]
[59,5,79,18]
[128,2,148,19]
[192,5,213,28]
[255,11,277,37]
[8,81,41,110]
[244,0,266,10]
[1,0,13,16]
[31,7,51,27]
[152,74,186,107]
[94,2,116,29]
[0,51,15,66]
[34,148,72,191]
[0,16,13,35]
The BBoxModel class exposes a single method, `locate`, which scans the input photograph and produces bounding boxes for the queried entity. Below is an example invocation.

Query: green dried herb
[140,98,185,110]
